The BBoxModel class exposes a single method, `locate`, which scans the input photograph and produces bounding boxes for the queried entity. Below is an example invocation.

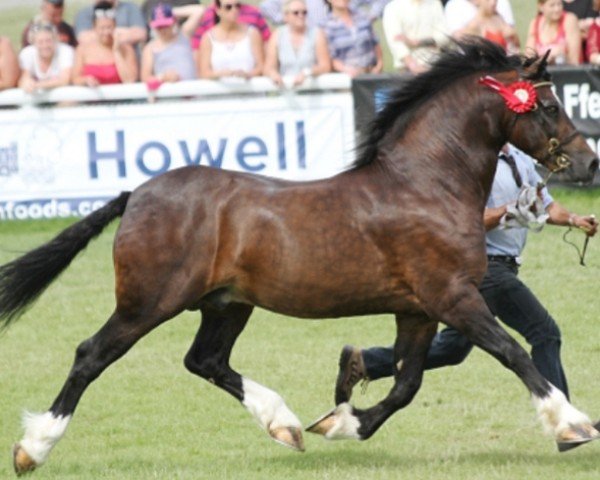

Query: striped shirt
[191,3,271,50]
[323,11,379,69]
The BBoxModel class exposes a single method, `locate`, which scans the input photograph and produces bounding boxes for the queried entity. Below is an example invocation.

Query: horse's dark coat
[0,39,597,461]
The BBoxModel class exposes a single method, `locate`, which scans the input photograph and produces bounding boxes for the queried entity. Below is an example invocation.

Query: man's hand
[570,214,598,236]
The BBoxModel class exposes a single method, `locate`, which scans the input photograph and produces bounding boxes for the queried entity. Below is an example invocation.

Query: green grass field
[1,188,600,479]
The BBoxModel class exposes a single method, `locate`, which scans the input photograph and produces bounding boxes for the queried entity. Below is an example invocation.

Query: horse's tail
[0,191,131,330]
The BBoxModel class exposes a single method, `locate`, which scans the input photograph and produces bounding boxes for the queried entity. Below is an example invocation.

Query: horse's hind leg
[12,309,167,475]
[184,302,304,451]
[308,312,437,440]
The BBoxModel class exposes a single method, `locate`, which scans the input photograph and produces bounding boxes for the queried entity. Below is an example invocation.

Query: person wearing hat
[74,0,147,49]
[21,0,77,48]
[141,3,202,84]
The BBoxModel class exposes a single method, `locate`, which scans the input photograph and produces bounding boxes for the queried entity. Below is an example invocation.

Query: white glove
[500,184,549,232]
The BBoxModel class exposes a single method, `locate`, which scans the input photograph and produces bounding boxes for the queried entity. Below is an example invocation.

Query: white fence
[0,75,355,220]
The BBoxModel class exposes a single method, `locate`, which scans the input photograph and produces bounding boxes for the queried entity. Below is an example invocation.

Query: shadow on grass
[263,444,600,471]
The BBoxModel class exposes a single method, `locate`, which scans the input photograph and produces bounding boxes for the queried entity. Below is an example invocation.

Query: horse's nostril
[590,158,599,176]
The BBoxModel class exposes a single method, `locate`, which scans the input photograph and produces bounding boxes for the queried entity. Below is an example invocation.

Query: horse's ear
[523,50,550,78]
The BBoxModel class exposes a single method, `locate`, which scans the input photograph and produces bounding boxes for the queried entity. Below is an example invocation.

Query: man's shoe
[335,345,367,405]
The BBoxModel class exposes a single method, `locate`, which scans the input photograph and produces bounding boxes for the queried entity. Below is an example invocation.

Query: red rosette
[479,76,538,113]
[504,81,537,113]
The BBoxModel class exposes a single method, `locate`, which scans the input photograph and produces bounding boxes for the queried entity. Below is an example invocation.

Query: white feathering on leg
[18,411,71,465]
[532,385,590,437]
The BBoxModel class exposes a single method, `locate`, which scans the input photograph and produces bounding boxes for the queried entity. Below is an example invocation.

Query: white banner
[0,91,355,220]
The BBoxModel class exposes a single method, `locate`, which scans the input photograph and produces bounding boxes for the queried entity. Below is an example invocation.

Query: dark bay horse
[1,39,599,475]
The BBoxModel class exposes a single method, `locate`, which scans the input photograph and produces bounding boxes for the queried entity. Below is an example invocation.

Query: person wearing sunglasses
[74,0,147,50]
[190,1,272,56]
[18,21,74,94]
[0,37,20,91]
[265,0,331,87]
[72,1,138,86]
[21,0,77,49]
[198,0,265,80]
[323,0,383,77]
[260,0,391,30]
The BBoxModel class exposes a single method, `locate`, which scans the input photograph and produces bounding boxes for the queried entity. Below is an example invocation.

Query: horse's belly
[232,277,418,319]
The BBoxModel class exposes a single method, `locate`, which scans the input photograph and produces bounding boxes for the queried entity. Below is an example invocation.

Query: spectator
[0,37,20,91]
[323,0,383,77]
[19,22,74,94]
[444,0,515,37]
[586,0,600,63]
[191,1,271,52]
[526,0,581,65]
[72,1,138,86]
[264,0,331,87]
[198,0,265,80]
[382,0,447,74]
[260,0,391,29]
[461,0,519,53]
[74,0,147,49]
[22,0,77,48]
[563,0,597,42]
[141,3,202,84]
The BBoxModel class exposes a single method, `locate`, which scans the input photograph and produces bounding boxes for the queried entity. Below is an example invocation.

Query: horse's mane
[355,38,548,168]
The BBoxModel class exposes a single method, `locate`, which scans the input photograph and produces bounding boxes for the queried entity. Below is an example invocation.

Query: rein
[562,225,593,267]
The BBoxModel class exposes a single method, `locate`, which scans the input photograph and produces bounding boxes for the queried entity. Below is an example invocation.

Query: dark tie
[499,153,522,188]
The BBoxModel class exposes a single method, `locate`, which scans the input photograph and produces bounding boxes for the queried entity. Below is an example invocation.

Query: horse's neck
[377,92,505,205]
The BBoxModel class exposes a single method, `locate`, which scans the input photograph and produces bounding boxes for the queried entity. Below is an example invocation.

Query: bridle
[479,76,580,187]
[530,81,578,185]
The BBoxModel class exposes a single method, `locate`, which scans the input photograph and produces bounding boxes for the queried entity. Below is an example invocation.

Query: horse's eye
[545,105,559,117]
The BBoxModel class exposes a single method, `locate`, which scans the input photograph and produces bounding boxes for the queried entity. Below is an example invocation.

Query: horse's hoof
[305,403,361,440]
[306,408,337,436]
[269,426,305,452]
[13,443,37,476]
[556,422,600,453]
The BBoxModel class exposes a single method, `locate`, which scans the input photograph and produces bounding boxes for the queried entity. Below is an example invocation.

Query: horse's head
[484,51,598,184]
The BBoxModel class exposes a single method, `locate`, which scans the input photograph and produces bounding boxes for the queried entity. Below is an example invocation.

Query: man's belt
[487,255,520,266]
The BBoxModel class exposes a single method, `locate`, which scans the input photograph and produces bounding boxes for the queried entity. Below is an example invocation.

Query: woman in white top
[199,0,264,80]
[18,22,74,93]
[264,0,330,87]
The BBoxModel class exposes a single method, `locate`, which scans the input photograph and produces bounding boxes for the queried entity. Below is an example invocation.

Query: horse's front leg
[430,284,599,450]
[184,302,305,451]
[307,312,437,440]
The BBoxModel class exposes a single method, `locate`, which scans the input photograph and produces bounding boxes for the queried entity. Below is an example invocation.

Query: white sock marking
[323,403,361,440]
[19,411,71,465]
[241,378,301,431]
[532,385,590,437]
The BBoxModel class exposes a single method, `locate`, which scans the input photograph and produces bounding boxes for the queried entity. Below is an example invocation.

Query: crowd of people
[0,0,599,94]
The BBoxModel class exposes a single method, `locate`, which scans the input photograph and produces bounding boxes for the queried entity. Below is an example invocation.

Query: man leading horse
[335,143,598,450]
